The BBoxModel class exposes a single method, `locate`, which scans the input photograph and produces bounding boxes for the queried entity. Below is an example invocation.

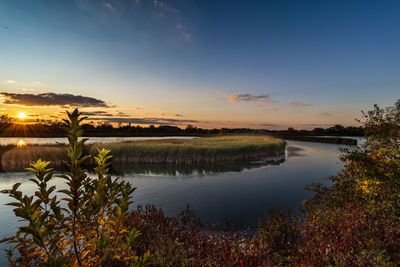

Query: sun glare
[17,112,27,120]
[17,139,26,147]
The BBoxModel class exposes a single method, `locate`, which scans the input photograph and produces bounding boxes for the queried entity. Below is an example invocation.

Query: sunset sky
[1,0,399,129]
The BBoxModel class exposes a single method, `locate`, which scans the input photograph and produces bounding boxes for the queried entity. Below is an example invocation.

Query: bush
[1,109,140,266]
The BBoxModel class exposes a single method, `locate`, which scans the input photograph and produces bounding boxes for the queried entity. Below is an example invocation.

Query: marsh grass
[1,135,286,171]
[89,135,286,164]
[1,145,67,172]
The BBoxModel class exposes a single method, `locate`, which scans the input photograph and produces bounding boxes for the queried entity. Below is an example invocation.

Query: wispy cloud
[1,92,110,107]
[219,92,277,104]
[153,0,179,16]
[6,80,16,84]
[320,112,333,117]
[33,81,42,85]
[152,0,192,41]
[20,88,38,92]
[76,0,192,42]
[102,1,114,11]
[289,101,311,107]
[116,111,130,117]
[82,111,114,117]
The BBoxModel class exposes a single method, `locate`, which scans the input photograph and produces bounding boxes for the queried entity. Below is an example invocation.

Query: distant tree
[287,127,296,133]
[185,124,194,133]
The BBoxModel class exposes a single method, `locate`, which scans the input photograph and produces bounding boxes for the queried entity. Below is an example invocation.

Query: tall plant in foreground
[1,109,142,266]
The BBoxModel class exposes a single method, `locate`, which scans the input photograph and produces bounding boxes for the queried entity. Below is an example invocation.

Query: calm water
[0,136,196,146]
[0,140,345,262]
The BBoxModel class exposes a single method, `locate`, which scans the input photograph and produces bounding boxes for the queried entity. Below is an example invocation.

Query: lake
[0,139,345,262]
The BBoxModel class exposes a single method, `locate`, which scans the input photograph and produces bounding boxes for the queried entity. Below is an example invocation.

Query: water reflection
[286,146,306,157]
[112,156,286,176]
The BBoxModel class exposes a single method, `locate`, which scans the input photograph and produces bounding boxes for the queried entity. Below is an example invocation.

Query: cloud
[320,112,333,117]
[1,92,110,107]
[90,117,198,125]
[116,111,129,117]
[289,101,311,107]
[20,88,38,92]
[152,0,192,42]
[102,1,114,11]
[7,80,16,84]
[153,0,180,17]
[175,114,183,117]
[219,92,277,104]
[33,81,42,85]
[82,111,114,117]
[3,26,8,30]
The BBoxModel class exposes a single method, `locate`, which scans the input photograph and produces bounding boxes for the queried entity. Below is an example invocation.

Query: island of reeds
[0,135,286,172]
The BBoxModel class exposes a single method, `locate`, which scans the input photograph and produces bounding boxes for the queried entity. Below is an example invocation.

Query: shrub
[1,109,140,266]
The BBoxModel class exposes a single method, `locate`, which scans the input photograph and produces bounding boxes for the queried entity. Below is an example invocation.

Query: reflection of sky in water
[0,140,345,262]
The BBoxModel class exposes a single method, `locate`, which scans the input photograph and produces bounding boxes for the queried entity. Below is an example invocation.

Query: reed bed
[1,145,67,172]
[1,135,286,171]
[89,135,286,164]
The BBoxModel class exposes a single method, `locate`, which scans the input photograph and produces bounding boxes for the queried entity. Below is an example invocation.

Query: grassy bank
[1,135,286,172]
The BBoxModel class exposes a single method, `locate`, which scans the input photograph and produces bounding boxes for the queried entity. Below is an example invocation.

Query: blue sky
[1,0,399,129]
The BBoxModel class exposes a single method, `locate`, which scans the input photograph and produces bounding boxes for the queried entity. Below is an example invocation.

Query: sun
[17,112,27,119]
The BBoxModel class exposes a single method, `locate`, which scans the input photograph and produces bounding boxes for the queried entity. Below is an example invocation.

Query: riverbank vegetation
[0,135,285,172]
[1,102,399,266]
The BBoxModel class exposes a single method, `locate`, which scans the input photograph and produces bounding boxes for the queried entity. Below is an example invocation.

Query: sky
[1,0,399,129]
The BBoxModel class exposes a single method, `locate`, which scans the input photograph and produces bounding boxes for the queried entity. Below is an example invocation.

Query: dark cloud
[3,26,8,30]
[1,92,109,107]
[320,112,333,117]
[90,117,198,125]
[175,114,183,117]
[116,111,129,117]
[289,101,311,107]
[82,111,114,117]
[219,92,277,104]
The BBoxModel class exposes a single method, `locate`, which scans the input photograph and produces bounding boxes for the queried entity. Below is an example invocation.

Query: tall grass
[1,145,67,172]
[89,135,286,164]
[1,135,286,171]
